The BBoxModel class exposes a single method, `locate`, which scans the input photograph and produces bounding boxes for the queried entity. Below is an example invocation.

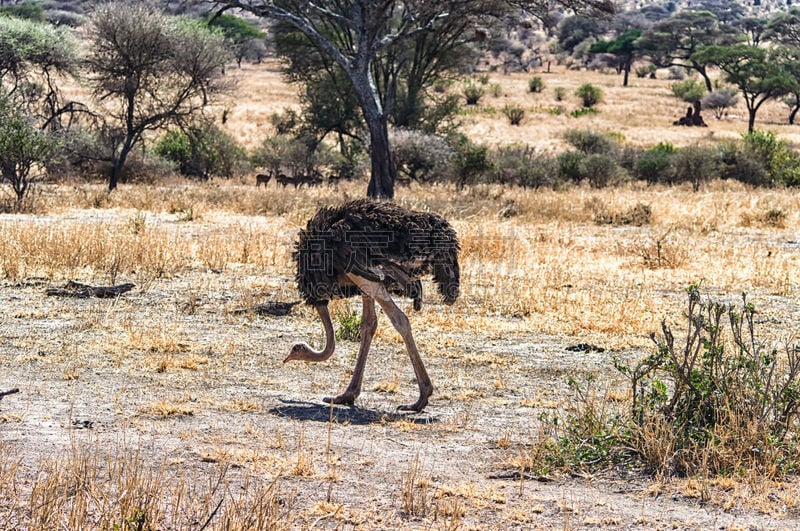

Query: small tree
[85,3,231,190]
[0,93,58,210]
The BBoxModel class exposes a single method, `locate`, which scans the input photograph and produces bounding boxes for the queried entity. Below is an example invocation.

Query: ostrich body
[286,199,460,411]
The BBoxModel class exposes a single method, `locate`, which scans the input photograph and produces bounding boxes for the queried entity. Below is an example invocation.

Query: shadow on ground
[270,399,438,425]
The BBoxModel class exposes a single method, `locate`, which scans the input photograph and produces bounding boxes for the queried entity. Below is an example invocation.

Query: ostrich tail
[434,251,460,305]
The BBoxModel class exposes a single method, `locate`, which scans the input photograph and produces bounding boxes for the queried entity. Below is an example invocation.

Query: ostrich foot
[323,392,357,406]
[397,398,428,412]
[397,387,432,412]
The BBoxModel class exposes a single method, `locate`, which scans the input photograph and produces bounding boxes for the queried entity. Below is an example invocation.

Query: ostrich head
[284,343,313,362]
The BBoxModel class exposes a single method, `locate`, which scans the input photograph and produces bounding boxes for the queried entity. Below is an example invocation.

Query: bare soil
[1,255,797,529]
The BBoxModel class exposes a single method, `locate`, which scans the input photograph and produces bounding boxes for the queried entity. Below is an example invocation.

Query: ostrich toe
[323,392,357,406]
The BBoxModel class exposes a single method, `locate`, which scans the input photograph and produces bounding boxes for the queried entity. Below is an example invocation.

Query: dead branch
[0,388,20,401]
[45,280,135,299]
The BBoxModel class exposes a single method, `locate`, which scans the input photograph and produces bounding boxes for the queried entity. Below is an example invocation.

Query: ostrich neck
[302,303,336,361]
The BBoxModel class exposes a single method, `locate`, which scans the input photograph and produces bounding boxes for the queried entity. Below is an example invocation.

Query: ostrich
[286,199,460,412]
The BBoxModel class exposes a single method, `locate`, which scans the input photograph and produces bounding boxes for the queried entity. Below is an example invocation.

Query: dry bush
[635,228,688,269]
[588,199,652,226]
[740,208,787,228]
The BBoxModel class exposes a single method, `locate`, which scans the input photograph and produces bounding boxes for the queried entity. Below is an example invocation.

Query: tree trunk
[748,109,757,133]
[622,62,630,87]
[365,117,395,199]
[349,67,396,200]
[697,65,713,93]
[108,160,122,191]
[108,136,135,191]
[789,95,800,125]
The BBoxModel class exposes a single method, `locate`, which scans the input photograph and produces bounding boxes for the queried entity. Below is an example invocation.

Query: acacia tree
[590,28,642,87]
[693,44,797,133]
[637,10,741,92]
[764,8,800,124]
[207,13,265,67]
[85,3,230,190]
[211,0,613,199]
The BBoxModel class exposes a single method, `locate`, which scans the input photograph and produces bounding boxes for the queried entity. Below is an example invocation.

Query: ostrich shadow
[269,399,438,426]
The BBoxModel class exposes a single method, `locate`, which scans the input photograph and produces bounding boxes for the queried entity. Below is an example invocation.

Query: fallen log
[46,280,135,299]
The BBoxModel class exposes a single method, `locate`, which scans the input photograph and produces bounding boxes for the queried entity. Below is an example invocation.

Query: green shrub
[463,82,485,105]
[579,153,624,188]
[557,151,585,183]
[524,287,800,478]
[528,76,545,93]
[563,129,618,155]
[741,130,800,186]
[155,124,249,180]
[501,105,525,125]
[670,79,705,103]
[671,145,721,191]
[570,107,599,118]
[251,134,333,180]
[617,287,800,476]
[718,140,769,186]
[553,87,567,102]
[635,146,675,184]
[575,83,604,107]
[452,136,492,189]
[0,0,45,21]
[490,144,559,188]
[334,308,361,342]
[490,83,503,98]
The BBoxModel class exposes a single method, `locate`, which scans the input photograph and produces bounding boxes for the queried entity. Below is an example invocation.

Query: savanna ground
[2,64,800,529]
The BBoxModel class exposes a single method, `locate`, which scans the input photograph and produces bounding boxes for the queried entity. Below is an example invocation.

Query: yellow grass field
[1,63,800,529]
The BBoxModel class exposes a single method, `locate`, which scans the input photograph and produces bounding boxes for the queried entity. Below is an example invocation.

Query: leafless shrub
[390,129,454,183]
[636,227,688,269]
[701,88,739,120]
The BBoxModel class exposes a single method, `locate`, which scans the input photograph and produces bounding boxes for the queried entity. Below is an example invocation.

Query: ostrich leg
[324,294,378,405]
[349,275,433,412]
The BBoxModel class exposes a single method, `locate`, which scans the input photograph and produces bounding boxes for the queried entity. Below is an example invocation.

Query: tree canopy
[637,10,741,92]
[211,0,615,199]
[693,44,797,132]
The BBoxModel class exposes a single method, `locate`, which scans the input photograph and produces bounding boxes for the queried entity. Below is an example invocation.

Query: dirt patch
[1,271,796,528]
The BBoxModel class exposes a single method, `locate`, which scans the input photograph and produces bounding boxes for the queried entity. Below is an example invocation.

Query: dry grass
[0,435,294,530]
